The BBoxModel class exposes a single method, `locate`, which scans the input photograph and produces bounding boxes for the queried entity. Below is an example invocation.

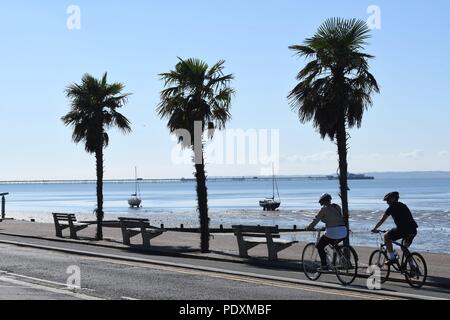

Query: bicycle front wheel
[368,250,390,284]
[405,252,428,288]
[334,245,358,286]
[302,243,321,281]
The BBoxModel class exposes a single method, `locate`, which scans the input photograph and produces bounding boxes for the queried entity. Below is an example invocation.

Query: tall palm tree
[157,58,234,253]
[288,18,379,242]
[62,73,131,240]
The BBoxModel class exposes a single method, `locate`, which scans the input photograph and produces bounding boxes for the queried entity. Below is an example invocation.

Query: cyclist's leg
[402,230,419,270]
[402,230,417,250]
[316,235,334,268]
[386,228,402,260]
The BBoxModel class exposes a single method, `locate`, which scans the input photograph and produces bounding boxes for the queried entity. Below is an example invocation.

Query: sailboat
[259,165,281,211]
[128,167,142,208]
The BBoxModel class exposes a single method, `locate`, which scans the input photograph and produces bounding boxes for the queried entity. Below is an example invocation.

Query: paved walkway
[1,219,449,289]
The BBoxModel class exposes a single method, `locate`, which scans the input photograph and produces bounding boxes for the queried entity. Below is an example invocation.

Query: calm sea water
[1,177,449,254]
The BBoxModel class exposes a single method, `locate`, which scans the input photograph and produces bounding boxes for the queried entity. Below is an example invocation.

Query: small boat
[259,165,281,211]
[259,198,281,211]
[128,167,142,208]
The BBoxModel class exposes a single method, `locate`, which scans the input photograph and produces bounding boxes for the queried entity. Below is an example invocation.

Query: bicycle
[369,230,427,288]
[302,229,359,286]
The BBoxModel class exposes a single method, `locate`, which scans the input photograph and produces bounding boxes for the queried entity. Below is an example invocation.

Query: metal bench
[119,217,164,247]
[232,225,298,261]
[52,213,91,239]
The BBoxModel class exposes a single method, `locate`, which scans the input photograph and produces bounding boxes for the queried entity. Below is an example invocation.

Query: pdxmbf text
[179,304,272,318]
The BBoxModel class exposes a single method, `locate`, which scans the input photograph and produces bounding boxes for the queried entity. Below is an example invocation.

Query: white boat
[259,165,281,211]
[128,167,142,208]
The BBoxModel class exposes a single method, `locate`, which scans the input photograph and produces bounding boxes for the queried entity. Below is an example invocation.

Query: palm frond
[157,58,234,144]
[62,73,132,153]
[289,17,379,140]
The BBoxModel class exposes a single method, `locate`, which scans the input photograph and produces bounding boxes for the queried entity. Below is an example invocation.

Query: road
[0,236,448,300]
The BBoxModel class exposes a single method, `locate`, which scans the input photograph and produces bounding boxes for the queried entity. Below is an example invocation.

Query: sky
[0,0,449,180]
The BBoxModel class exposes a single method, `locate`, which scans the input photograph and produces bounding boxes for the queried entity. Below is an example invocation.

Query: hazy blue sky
[0,0,449,180]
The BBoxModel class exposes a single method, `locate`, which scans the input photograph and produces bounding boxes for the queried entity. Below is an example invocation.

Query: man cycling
[307,194,348,271]
[372,192,418,263]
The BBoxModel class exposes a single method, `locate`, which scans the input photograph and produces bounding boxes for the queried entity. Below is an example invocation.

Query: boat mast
[134,166,138,196]
[272,163,275,200]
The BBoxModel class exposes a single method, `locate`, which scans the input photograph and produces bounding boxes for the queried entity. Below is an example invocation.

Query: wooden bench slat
[119,217,165,247]
[232,224,298,261]
[52,213,90,239]
[242,238,268,243]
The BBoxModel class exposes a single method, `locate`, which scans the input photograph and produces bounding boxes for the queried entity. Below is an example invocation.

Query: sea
[1,176,449,254]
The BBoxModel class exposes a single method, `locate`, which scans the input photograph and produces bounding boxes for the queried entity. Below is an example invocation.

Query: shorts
[388,228,417,247]
[325,226,348,240]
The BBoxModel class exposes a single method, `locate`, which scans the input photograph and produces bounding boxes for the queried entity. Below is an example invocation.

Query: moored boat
[259,165,281,211]
[128,167,142,208]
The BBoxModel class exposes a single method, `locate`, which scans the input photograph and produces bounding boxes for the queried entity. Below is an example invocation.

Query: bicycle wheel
[405,252,427,288]
[368,250,390,284]
[334,245,358,286]
[302,243,321,281]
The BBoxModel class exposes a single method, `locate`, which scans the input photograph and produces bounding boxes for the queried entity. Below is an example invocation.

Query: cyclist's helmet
[383,191,400,202]
[319,193,332,204]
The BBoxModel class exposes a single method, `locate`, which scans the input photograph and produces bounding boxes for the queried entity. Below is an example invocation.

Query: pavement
[0,219,449,300]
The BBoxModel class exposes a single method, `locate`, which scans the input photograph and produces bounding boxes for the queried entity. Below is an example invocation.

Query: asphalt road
[0,243,395,300]
[0,236,448,300]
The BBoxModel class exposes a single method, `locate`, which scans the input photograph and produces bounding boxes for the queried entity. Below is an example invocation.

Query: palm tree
[157,58,234,253]
[288,18,379,242]
[62,73,131,240]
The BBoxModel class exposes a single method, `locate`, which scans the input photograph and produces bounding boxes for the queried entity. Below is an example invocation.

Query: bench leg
[121,228,131,245]
[69,228,78,240]
[55,225,69,238]
[55,226,63,238]
[267,244,294,261]
[236,237,249,258]
[268,247,278,261]
[142,234,151,247]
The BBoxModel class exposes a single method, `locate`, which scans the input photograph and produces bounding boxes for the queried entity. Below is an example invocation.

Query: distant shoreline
[1,171,450,184]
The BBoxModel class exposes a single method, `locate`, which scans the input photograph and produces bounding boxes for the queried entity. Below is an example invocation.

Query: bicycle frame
[312,229,345,269]
[375,231,412,273]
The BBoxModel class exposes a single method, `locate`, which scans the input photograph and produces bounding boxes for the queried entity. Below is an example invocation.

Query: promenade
[0,219,449,300]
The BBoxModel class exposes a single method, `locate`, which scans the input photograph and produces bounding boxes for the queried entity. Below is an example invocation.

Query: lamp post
[0,193,9,220]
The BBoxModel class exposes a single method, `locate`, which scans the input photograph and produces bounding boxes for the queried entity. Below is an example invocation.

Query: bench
[119,217,164,247]
[232,225,298,261]
[52,213,91,239]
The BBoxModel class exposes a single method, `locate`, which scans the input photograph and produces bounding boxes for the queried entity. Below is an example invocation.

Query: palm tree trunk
[336,112,350,246]
[95,148,104,241]
[194,147,210,253]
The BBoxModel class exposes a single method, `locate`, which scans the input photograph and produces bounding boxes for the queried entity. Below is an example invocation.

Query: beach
[2,176,450,254]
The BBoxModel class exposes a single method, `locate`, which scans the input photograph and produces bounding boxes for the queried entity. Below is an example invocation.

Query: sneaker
[384,258,397,266]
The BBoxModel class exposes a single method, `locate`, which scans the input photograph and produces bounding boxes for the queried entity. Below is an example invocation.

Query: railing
[159,224,309,234]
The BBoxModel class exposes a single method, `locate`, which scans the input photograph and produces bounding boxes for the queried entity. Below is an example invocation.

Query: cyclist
[371,192,419,263]
[307,194,348,271]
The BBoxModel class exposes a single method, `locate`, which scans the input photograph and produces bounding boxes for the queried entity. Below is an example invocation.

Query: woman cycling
[307,194,348,271]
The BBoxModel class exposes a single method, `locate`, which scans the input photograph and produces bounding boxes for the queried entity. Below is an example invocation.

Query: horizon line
[1,170,450,184]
